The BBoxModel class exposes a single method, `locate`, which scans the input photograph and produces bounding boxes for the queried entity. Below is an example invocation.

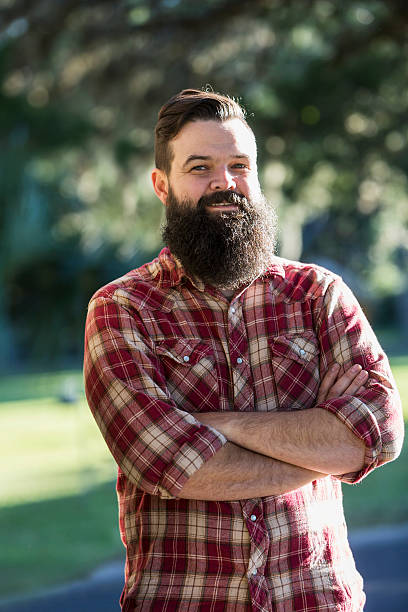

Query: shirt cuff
[318,395,382,483]
[157,420,228,498]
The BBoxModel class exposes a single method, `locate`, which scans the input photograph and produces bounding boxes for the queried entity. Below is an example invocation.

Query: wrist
[194,412,235,438]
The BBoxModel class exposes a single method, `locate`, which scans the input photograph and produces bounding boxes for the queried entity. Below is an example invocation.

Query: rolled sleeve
[315,278,404,484]
[84,296,227,499]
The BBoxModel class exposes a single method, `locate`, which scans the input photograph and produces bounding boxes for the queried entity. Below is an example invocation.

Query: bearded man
[84,89,403,611]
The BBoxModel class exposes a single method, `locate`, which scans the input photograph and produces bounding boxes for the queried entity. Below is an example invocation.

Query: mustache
[197,190,249,211]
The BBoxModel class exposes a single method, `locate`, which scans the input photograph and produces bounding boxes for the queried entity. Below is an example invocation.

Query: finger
[343,370,369,396]
[317,363,341,403]
[325,364,364,399]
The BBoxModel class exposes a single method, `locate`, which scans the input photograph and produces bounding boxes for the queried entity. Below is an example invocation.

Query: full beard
[162,187,277,290]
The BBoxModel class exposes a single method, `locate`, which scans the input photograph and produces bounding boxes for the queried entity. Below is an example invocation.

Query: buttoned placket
[225,291,270,609]
[225,298,254,412]
[241,499,271,610]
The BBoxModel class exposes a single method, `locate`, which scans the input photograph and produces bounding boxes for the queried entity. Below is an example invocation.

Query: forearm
[178,441,325,500]
[194,409,366,475]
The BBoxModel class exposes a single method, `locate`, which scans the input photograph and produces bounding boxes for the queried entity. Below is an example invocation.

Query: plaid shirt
[84,247,403,611]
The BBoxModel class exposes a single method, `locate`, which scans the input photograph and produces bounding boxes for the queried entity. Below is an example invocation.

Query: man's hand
[193,362,369,476]
[317,363,369,404]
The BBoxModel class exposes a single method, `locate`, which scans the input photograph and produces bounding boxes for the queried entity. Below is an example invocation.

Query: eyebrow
[182,155,211,169]
[182,154,250,169]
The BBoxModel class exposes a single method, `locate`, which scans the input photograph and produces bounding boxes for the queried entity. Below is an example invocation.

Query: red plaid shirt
[84,248,403,611]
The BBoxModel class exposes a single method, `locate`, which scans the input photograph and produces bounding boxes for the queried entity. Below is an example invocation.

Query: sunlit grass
[389,355,408,419]
[1,396,116,507]
[0,360,406,599]
[0,377,120,598]
[341,354,408,528]
[343,423,408,528]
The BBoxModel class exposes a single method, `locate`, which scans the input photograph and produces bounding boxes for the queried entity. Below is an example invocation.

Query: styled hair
[154,88,249,174]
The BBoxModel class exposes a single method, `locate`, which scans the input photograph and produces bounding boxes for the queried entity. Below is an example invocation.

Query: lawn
[0,397,116,506]
[0,385,122,598]
[342,354,408,527]
[0,482,122,597]
[0,357,407,599]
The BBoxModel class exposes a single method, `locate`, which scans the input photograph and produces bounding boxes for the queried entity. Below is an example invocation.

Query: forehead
[170,118,257,167]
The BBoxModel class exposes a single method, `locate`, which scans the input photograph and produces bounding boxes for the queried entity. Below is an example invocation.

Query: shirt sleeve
[83,295,227,499]
[314,277,404,484]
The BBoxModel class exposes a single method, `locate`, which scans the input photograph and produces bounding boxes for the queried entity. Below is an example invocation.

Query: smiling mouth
[206,202,239,211]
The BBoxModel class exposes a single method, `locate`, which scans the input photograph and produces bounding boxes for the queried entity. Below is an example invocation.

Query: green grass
[0,396,116,506]
[389,355,408,419]
[343,424,408,528]
[0,380,121,598]
[343,354,408,528]
[0,369,84,403]
[0,483,123,597]
[0,360,407,599]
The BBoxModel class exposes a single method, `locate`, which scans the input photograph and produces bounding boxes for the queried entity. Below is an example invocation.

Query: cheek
[180,179,208,200]
[239,177,261,199]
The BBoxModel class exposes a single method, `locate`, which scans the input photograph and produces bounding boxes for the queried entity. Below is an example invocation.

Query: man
[84,89,403,611]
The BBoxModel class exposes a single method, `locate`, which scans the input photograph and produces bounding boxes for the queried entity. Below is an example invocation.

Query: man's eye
[232,163,248,169]
[191,165,208,171]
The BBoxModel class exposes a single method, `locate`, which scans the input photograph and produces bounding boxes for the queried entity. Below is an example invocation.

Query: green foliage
[0,0,408,365]
[6,241,155,366]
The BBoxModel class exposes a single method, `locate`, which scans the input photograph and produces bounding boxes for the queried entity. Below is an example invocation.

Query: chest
[142,287,321,413]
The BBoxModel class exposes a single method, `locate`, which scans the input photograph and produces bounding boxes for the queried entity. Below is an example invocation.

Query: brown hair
[154,88,250,174]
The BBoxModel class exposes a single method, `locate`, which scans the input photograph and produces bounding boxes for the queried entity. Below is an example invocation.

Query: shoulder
[265,256,343,301]
[88,248,176,313]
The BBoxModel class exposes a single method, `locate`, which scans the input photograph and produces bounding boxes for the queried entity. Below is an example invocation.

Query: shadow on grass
[0,371,84,403]
[0,480,123,599]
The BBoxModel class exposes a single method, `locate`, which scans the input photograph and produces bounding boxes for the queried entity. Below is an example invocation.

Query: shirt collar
[262,259,286,280]
[157,247,285,291]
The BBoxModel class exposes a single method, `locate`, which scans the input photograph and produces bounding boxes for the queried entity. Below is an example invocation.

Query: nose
[210,168,237,191]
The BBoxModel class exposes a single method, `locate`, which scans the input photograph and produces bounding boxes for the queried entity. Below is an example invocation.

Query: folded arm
[194,363,368,476]
[179,442,325,500]
[195,279,404,483]
[84,295,324,501]
[181,365,369,499]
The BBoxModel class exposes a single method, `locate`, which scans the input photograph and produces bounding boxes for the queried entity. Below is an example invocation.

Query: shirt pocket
[268,331,320,410]
[155,338,220,412]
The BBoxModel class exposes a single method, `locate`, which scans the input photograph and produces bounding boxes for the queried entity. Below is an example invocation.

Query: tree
[1,0,408,365]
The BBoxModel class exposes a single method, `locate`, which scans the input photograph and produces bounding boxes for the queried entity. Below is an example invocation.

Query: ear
[151,168,169,206]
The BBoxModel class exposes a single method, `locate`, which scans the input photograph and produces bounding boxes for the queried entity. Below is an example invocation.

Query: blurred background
[0,0,407,607]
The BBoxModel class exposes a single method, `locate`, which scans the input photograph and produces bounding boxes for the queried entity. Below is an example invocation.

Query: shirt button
[299,349,306,356]
[236,357,243,364]
[252,568,258,576]
[250,514,257,522]
[230,307,236,314]
[183,355,190,362]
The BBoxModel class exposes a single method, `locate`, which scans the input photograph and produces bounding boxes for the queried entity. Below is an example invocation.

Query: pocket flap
[155,338,213,365]
[269,331,319,363]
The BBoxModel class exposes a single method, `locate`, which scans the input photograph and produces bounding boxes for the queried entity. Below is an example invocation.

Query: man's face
[165,118,262,211]
[159,119,277,290]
